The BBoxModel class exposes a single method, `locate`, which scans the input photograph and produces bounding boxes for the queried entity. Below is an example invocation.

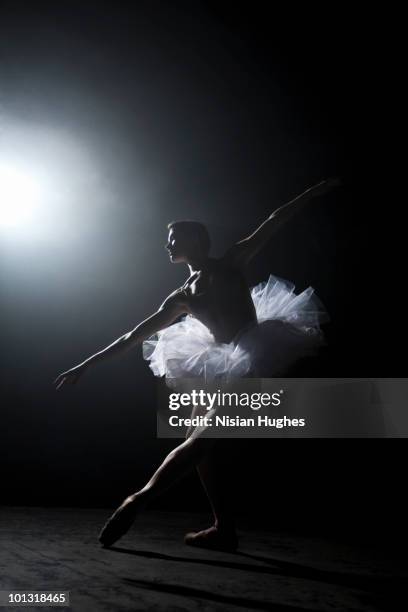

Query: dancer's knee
[185,436,214,462]
[171,436,212,464]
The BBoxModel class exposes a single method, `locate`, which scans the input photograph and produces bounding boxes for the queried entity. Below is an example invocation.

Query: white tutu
[143,275,329,380]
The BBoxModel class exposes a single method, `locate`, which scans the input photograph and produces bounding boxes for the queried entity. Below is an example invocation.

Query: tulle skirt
[143,275,329,381]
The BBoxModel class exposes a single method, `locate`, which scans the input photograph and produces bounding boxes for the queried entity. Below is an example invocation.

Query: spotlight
[0,165,43,227]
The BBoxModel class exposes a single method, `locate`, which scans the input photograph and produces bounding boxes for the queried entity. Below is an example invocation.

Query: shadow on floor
[111,545,403,594]
[124,577,307,611]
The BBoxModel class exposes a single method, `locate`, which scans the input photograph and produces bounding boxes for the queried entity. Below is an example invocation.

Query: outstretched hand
[53,363,88,390]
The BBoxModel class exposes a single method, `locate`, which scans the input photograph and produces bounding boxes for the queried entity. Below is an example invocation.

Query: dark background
[1,1,403,543]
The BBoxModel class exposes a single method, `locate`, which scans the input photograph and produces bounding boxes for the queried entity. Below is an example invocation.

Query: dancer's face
[166,228,187,263]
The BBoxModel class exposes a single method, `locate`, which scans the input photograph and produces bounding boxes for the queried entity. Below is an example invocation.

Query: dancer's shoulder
[159,286,190,315]
[164,286,189,303]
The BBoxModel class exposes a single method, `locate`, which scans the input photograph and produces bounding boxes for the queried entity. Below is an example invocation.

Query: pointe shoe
[184,526,238,552]
[99,497,137,547]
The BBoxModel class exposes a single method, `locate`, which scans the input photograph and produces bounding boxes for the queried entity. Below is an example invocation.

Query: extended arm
[53,291,187,389]
[224,178,340,267]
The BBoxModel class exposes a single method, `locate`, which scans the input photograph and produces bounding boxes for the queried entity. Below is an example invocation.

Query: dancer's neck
[187,257,210,276]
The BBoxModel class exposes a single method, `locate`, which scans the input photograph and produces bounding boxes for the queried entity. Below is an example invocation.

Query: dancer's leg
[185,405,233,528]
[196,446,235,531]
[183,406,239,551]
[140,435,215,501]
[99,435,214,546]
[184,442,238,551]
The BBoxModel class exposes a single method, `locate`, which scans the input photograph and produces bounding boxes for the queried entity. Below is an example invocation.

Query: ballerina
[53,178,339,551]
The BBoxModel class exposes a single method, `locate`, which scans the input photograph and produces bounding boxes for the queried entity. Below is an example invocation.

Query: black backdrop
[1,1,403,543]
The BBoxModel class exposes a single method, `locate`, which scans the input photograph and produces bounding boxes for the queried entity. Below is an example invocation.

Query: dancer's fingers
[55,376,67,390]
[54,370,69,384]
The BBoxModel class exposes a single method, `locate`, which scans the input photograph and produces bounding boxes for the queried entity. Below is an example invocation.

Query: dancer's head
[166,220,210,263]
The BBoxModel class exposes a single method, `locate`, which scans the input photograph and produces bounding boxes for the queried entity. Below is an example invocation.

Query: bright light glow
[0,117,129,249]
[0,165,43,227]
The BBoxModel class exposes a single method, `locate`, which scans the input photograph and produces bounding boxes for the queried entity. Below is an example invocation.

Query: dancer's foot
[184,526,238,552]
[99,493,144,547]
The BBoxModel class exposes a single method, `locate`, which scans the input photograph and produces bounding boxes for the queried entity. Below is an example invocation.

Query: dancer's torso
[179,257,257,343]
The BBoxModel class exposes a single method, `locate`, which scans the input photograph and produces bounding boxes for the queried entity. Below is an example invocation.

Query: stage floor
[0,506,404,611]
